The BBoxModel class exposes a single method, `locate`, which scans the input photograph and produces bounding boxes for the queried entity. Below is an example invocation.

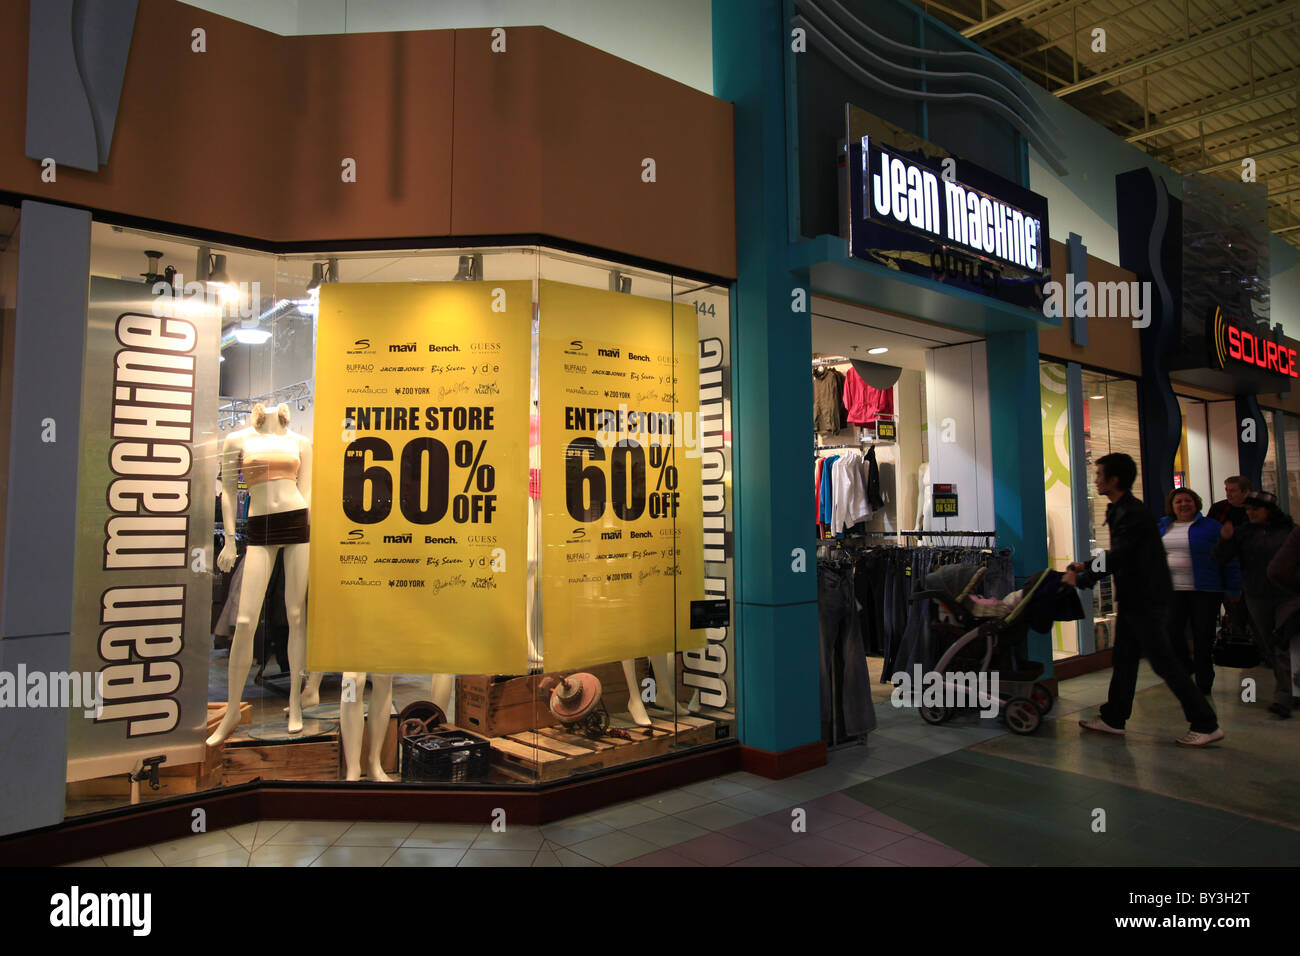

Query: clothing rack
[816,441,890,451]
[812,356,851,368]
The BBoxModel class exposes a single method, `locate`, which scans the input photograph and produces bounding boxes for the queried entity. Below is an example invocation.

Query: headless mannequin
[340,673,394,781]
[208,403,313,746]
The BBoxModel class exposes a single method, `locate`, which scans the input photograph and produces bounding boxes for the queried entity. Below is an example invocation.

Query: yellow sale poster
[539,279,705,670]
[308,281,531,674]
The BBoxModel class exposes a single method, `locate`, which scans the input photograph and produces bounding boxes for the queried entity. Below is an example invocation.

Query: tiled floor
[63,660,1299,866]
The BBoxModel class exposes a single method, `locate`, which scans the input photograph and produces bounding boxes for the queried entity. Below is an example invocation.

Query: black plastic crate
[400,729,490,783]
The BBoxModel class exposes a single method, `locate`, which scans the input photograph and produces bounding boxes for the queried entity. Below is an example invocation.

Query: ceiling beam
[1153,117,1298,159]
[961,0,1060,39]
[1052,2,1300,98]
[1124,69,1300,142]
[1194,140,1300,174]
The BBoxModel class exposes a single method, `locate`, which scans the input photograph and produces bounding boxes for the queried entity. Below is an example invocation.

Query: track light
[307,258,340,297]
[609,270,631,294]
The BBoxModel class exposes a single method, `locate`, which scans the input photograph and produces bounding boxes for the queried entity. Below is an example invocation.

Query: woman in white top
[1159,488,1241,696]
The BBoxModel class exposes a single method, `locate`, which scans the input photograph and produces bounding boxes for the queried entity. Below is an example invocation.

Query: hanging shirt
[813,368,847,435]
[820,456,838,529]
[815,457,826,531]
[843,368,894,426]
[833,452,869,534]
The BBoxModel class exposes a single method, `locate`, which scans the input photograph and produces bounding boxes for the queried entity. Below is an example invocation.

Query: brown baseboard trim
[1054,649,1114,681]
[0,743,739,866]
[738,740,826,779]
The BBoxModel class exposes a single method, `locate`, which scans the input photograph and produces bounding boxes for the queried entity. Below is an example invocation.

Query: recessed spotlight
[1091,394,1105,400]
[867,347,888,355]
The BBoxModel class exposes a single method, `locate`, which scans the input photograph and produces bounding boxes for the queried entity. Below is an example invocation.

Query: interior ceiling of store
[813,297,983,371]
[908,0,1300,248]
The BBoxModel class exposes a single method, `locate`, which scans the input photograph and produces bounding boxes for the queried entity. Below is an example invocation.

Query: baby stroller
[908,564,1078,734]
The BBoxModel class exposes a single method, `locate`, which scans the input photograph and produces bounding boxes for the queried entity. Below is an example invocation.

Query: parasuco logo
[346,338,374,355]
[341,577,383,587]
[345,385,386,394]
[565,386,599,396]
[339,554,368,564]
[597,347,620,358]
[564,340,586,355]
[628,351,650,362]
[382,533,413,544]
[389,342,417,353]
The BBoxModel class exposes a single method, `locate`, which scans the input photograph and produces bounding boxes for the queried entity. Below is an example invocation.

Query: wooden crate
[488,714,719,782]
[221,733,340,784]
[456,661,630,738]
[65,746,223,801]
[206,700,253,735]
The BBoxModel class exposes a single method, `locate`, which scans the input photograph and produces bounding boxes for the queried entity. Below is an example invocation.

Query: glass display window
[65,224,735,815]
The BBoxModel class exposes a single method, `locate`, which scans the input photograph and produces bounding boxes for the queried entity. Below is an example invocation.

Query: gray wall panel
[0,632,71,837]
[1,201,90,639]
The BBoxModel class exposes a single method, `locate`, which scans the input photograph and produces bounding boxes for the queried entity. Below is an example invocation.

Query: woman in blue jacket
[1160,488,1242,696]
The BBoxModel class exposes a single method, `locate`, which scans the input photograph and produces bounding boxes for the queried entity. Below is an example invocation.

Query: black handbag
[1212,615,1260,668]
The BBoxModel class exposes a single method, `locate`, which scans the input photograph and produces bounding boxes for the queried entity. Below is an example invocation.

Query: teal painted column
[987,331,1052,676]
[715,0,821,753]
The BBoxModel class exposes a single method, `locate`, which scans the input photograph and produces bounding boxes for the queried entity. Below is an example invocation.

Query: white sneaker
[1079,717,1125,736]
[1175,728,1225,747]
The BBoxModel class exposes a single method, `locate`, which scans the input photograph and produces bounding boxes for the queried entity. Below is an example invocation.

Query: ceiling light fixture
[867,347,888,354]
[1091,394,1105,399]
[306,258,340,297]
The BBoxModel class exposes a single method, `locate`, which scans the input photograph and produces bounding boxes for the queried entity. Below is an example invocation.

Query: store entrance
[810,298,1014,746]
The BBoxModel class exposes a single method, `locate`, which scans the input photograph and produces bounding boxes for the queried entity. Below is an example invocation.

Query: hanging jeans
[818,564,877,740]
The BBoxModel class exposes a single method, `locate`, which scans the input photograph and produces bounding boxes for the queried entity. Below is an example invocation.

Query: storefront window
[1040,361,1077,659]
[1080,371,1143,649]
[1262,409,1280,498]
[66,224,735,814]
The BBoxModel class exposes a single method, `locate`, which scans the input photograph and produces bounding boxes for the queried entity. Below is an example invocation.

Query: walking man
[1064,453,1224,746]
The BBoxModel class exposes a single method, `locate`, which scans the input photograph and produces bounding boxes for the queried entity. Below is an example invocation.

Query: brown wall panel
[1038,241,1142,377]
[449,29,545,237]
[0,3,734,277]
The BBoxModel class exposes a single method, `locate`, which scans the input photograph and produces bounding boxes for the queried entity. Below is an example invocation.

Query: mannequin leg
[207,546,275,746]
[622,660,651,725]
[651,652,691,715]
[301,671,323,709]
[282,542,310,734]
[366,674,394,781]
[340,672,366,781]
[431,674,455,724]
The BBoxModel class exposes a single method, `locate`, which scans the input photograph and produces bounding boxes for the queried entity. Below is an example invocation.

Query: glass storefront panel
[67,224,735,814]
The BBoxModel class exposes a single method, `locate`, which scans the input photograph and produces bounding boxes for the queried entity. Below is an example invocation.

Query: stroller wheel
[920,705,952,725]
[1003,697,1041,735]
[1030,682,1055,715]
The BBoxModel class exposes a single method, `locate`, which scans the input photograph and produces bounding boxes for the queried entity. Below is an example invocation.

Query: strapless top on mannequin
[242,446,300,486]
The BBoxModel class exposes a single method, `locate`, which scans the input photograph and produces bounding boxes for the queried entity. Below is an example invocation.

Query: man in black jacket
[1065,453,1224,746]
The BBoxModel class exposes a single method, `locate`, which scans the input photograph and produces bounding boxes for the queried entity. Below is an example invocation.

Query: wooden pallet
[488,713,720,782]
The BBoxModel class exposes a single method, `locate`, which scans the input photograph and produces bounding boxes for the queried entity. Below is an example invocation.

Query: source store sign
[1208,305,1298,380]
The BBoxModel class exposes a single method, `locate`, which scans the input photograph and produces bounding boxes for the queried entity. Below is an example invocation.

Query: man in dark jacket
[1065,453,1223,745]
[1209,476,1257,647]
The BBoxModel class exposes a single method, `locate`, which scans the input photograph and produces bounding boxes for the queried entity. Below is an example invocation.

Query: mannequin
[208,402,313,746]
[340,673,393,781]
